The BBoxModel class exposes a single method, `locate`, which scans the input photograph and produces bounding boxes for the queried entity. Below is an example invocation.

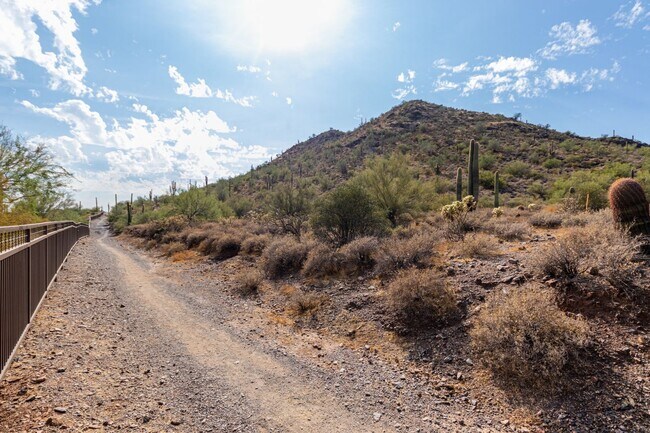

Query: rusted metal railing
[0,221,89,378]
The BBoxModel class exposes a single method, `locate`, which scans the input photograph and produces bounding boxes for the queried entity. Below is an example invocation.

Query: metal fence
[0,221,89,377]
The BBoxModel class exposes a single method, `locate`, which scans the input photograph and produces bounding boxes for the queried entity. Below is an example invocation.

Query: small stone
[373,412,382,422]
[31,376,46,384]
[46,417,65,427]
[53,407,67,414]
[171,419,183,426]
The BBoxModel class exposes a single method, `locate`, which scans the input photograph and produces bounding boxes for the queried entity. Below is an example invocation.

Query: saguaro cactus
[494,171,500,208]
[609,178,650,236]
[467,139,479,203]
[126,202,132,226]
[456,167,463,201]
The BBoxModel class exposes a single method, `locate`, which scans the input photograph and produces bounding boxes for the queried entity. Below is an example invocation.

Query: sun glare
[221,0,350,54]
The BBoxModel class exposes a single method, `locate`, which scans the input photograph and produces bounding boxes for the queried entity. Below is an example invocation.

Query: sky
[1,0,649,208]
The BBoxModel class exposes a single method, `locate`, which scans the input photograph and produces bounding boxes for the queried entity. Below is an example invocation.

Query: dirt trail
[94,223,390,433]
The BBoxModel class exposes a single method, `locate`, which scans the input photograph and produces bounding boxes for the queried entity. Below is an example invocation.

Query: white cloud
[286,97,292,105]
[95,86,119,103]
[392,21,401,32]
[580,61,621,91]
[433,79,459,92]
[168,65,256,107]
[393,69,417,99]
[21,99,270,196]
[612,0,646,28]
[236,65,262,73]
[91,27,98,35]
[433,59,469,73]
[545,68,577,89]
[0,0,98,95]
[29,89,40,97]
[539,19,601,59]
[485,56,537,76]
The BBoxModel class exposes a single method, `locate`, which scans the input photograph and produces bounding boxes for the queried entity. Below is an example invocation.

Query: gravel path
[0,220,400,432]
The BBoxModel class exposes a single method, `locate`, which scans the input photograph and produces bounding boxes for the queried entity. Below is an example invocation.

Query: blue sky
[1,0,649,208]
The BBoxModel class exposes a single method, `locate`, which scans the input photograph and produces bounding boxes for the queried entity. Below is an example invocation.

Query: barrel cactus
[608,178,650,236]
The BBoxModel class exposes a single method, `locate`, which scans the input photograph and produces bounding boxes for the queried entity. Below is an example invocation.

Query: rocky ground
[1,219,649,432]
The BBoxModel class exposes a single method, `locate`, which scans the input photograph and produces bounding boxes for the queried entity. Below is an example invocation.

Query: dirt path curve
[96,223,390,433]
[0,219,394,432]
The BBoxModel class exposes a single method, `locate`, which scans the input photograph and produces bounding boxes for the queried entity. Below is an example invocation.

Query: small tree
[312,182,386,246]
[174,188,227,222]
[357,153,424,227]
[270,184,310,238]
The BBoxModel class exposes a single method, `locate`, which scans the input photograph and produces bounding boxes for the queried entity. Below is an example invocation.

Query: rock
[31,376,47,384]
[373,412,383,422]
[53,407,67,414]
[170,419,183,426]
[46,417,65,427]
[588,266,599,276]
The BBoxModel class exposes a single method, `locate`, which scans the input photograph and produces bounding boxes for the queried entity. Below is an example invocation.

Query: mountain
[219,100,648,208]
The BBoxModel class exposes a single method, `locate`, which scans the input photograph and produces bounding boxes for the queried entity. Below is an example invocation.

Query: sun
[217,0,351,54]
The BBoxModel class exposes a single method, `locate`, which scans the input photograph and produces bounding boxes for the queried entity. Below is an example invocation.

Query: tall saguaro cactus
[494,171,500,208]
[467,139,480,203]
[456,168,463,201]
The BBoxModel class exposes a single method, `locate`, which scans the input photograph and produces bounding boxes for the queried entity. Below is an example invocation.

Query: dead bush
[302,244,344,278]
[161,241,186,257]
[262,237,311,279]
[289,291,327,316]
[240,234,271,256]
[376,232,439,275]
[589,227,641,295]
[484,220,530,241]
[454,233,499,259]
[210,234,244,260]
[233,269,263,297]
[528,229,592,279]
[470,286,591,390]
[529,212,563,229]
[338,236,380,274]
[385,268,457,327]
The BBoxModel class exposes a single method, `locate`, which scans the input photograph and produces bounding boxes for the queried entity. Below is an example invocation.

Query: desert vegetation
[110,100,650,429]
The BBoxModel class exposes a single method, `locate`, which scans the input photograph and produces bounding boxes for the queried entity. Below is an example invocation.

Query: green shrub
[311,182,387,246]
[174,188,231,222]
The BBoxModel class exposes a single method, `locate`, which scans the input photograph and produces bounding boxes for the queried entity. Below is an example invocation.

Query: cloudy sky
[1,0,649,207]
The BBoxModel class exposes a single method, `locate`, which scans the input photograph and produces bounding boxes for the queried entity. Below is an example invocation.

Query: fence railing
[0,221,89,377]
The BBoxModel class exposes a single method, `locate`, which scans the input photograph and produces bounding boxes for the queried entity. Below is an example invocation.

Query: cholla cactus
[492,207,504,218]
[527,203,540,211]
[441,196,475,240]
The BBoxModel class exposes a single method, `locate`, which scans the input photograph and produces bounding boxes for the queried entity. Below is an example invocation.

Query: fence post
[26,228,31,322]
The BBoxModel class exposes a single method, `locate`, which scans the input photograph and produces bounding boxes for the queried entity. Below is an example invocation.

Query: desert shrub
[385,268,457,327]
[262,237,311,279]
[125,215,188,242]
[174,187,232,222]
[161,241,186,257]
[485,220,530,241]
[338,236,380,274]
[470,286,591,390]
[529,212,563,229]
[376,231,439,275]
[550,163,632,210]
[233,269,263,297]
[289,291,327,315]
[454,233,498,258]
[356,153,427,227]
[240,234,271,256]
[183,229,212,249]
[269,185,311,238]
[302,244,344,278]
[504,161,532,178]
[311,182,387,246]
[528,229,591,279]
[589,227,641,294]
[209,234,244,260]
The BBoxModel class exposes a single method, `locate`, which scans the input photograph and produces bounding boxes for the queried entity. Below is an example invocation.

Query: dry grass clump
[240,234,271,256]
[385,268,457,327]
[454,233,499,258]
[528,229,591,279]
[262,237,311,279]
[529,212,563,229]
[484,220,531,241]
[160,241,186,257]
[288,291,328,316]
[302,244,344,278]
[125,216,188,241]
[376,231,439,275]
[232,269,263,297]
[198,233,245,260]
[338,236,380,274]
[470,286,591,390]
[589,228,641,295]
